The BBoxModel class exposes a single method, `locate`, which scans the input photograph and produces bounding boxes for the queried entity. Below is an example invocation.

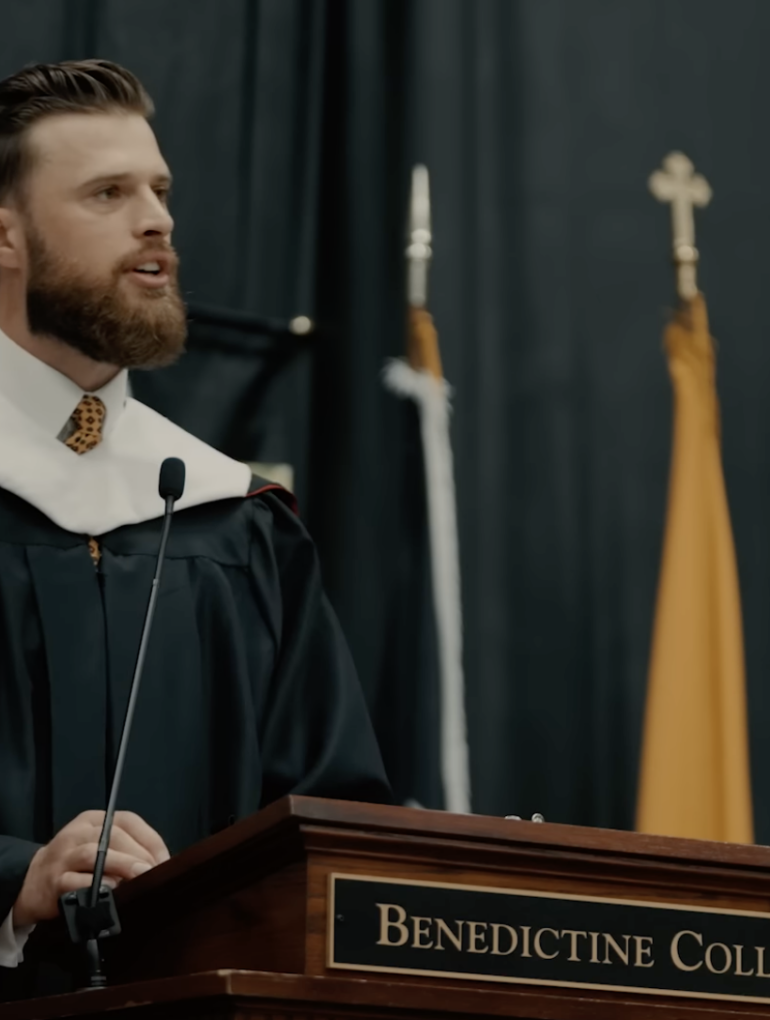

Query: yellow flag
[636,294,753,843]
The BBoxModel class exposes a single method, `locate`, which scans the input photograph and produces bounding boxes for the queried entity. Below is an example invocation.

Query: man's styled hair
[0,59,153,202]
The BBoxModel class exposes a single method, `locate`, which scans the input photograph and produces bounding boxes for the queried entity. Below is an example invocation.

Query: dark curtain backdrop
[3,0,770,836]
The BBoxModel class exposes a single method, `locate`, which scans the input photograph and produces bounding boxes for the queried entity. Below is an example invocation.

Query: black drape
[4,0,770,836]
[310,0,444,808]
[400,0,770,832]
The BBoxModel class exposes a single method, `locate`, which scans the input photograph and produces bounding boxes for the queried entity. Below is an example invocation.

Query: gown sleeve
[250,493,392,807]
[0,838,39,966]
[0,910,33,968]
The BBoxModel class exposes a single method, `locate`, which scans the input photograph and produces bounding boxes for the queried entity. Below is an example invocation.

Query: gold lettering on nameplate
[334,876,770,1005]
[734,945,755,978]
[491,923,517,956]
[534,928,559,960]
[705,943,732,976]
[411,916,433,950]
[435,918,463,951]
[376,903,409,947]
[633,935,654,968]
[466,921,489,954]
[602,933,631,966]
[561,929,587,962]
[671,930,703,972]
[519,925,532,958]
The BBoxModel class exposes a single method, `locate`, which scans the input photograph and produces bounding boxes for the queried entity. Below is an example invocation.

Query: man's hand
[12,811,170,928]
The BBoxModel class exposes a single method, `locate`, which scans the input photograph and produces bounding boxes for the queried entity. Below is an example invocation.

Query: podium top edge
[110,797,770,915]
[279,796,769,867]
[177,794,770,874]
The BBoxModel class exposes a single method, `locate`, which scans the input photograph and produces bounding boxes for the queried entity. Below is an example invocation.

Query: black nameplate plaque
[327,874,770,1004]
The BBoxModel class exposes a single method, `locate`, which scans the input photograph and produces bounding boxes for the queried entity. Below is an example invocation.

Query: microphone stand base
[58,887,122,989]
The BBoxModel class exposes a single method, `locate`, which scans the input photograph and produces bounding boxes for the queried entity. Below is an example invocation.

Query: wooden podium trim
[5,970,770,1020]
[7,966,770,1020]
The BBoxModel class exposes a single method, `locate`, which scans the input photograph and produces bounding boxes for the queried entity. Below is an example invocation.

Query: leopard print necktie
[64,395,106,455]
[65,395,106,564]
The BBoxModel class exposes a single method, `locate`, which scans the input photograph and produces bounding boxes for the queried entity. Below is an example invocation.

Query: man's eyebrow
[79,171,174,190]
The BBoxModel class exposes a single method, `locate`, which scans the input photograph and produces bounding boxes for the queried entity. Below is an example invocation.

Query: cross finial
[649,152,712,300]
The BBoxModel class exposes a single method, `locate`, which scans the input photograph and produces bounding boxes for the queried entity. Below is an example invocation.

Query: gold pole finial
[649,152,712,300]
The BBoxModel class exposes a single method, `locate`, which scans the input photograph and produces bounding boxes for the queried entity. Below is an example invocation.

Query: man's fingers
[106,827,156,867]
[66,844,153,881]
[72,810,106,828]
[58,873,118,895]
[53,816,103,851]
[55,812,169,867]
[68,812,108,839]
[113,812,170,865]
[58,872,95,895]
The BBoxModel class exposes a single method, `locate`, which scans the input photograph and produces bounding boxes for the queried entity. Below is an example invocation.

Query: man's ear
[0,205,24,270]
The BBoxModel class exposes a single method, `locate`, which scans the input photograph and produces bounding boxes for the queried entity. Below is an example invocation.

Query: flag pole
[637,153,753,842]
[383,165,471,814]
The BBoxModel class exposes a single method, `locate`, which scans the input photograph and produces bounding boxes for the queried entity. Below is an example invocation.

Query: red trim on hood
[246,483,299,515]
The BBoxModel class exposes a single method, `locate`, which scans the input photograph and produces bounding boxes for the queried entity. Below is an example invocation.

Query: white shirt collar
[0,325,252,534]
[0,326,127,440]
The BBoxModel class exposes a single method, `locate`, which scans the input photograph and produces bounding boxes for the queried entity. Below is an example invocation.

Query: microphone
[59,458,186,988]
[159,456,185,502]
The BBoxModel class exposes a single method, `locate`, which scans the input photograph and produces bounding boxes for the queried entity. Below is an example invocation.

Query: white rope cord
[383,358,470,813]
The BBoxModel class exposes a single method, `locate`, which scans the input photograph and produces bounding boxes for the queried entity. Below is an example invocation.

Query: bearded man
[0,60,390,976]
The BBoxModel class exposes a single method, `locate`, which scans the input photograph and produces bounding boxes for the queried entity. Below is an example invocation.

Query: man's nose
[134,189,174,239]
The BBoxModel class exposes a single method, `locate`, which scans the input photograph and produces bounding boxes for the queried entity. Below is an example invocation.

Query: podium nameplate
[328,873,770,1005]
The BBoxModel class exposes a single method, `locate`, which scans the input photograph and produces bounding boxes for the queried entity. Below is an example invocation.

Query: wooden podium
[3,796,770,1019]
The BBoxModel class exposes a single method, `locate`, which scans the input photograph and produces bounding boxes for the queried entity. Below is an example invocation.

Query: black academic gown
[0,479,391,935]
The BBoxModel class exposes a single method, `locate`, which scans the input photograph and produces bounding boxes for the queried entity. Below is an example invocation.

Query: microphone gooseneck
[60,458,187,989]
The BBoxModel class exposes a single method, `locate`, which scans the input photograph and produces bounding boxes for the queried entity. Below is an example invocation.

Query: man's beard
[24,223,187,369]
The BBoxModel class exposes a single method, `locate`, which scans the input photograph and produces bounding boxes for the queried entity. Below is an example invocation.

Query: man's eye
[96,186,120,200]
[154,188,171,204]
